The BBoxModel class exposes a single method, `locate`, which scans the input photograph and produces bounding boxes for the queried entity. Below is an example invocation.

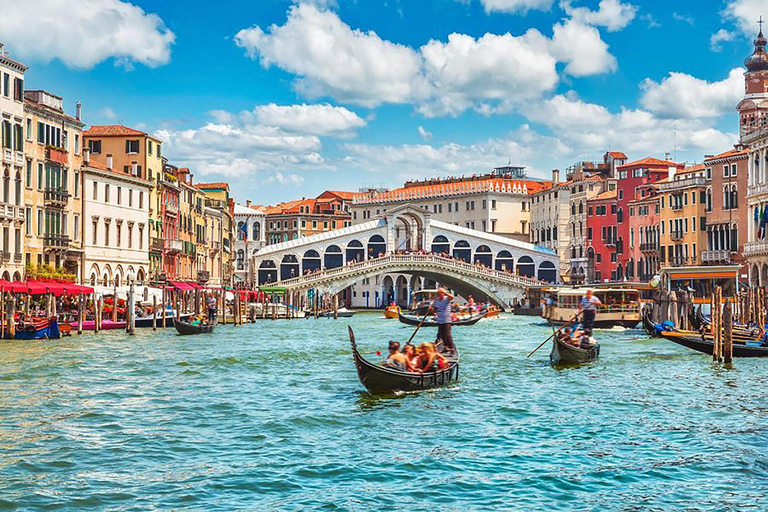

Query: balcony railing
[43,234,70,250]
[197,270,210,284]
[671,231,684,241]
[669,256,689,267]
[165,202,179,215]
[671,203,683,211]
[165,239,182,253]
[43,189,70,208]
[13,253,21,263]
[640,242,659,253]
[701,249,732,263]
[150,237,165,253]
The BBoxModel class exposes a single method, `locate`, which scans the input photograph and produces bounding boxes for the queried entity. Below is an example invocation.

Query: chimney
[665,152,671,161]
[246,200,252,207]
[551,169,560,185]
[83,147,90,165]
[106,154,113,170]
[75,101,82,121]
[668,166,676,181]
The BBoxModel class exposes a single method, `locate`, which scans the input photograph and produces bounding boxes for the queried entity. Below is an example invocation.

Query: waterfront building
[177,168,197,282]
[193,182,234,287]
[585,190,618,282]
[80,148,150,286]
[0,48,26,280]
[656,166,707,268]
[23,90,84,281]
[702,148,748,271]
[351,167,549,243]
[160,159,181,281]
[234,200,266,285]
[265,190,353,246]
[626,183,661,282]
[82,125,163,280]
[530,169,571,277]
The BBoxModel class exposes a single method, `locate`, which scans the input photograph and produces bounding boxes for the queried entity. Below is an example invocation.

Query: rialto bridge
[250,205,559,308]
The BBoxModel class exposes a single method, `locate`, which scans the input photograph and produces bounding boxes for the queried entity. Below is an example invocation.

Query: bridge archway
[453,240,471,263]
[395,275,409,307]
[259,260,277,285]
[302,250,321,273]
[388,204,429,252]
[281,255,300,280]
[752,264,760,287]
[517,256,535,278]
[431,235,450,254]
[324,245,343,269]
[368,235,386,258]
[346,240,364,263]
[496,250,514,272]
[474,245,492,267]
[538,261,556,282]
[382,275,394,305]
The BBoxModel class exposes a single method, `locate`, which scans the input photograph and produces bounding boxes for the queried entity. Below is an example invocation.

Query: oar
[527,312,581,358]
[406,310,432,345]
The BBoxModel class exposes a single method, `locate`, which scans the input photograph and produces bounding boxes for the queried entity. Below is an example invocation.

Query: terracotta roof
[84,125,149,137]
[618,157,683,169]
[354,178,551,204]
[193,182,230,191]
[704,148,749,162]
[323,190,356,200]
[653,165,705,184]
[589,190,617,201]
[607,151,628,159]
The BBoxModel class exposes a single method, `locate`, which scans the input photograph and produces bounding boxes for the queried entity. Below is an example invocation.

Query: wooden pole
[77,293,83,335]
[1,290,6,340]
[723,299,733,365]
[9,293,15,339]
[221,291,227,325]
[94,297,101,333]
[128,281,135,335]
[176,291,181,323]
[152,294,158,331]
[162,287,167,328]
[334,294,339,320]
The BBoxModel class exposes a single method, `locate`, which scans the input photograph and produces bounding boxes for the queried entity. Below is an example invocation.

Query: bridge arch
[431,235,450,254]
[368,234,386,259]
[453,240,471,263]
[302,250,321,273]
[391,208,426,251]
[346,240,365,263]
[517,256,534,278]
[474,245,492,267]
[538,261,556,282]
[281,255,300,280]
[382,275,394,305]
[258,260,277,285]
[495,250,514,272]
[324,245,343,269]
[395,275,409,307]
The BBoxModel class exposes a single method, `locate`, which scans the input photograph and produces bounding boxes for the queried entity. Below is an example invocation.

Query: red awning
[187,282,203,289]
[57,283,94,295]
[26,281,53,295]
[0,280,28,293]
[169,281,193,291]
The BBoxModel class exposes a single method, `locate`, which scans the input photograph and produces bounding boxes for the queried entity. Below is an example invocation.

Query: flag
[755,206,760,222]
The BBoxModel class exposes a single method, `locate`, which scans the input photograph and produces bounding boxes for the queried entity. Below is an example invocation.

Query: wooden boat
[397,311,485,327]
[550,336,600,365]
[642,309,659,337]
[384,304,401,319]
[67,319,126,331]
[348,326,459,393]
[7,317,61,340]
[133,312,192,328]
[483,305,501,318]
[543,288,641,328]
[174,319,215,335]
[318,307,355,318]
[658,330,768,357]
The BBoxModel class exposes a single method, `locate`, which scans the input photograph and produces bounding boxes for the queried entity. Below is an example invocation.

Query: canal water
[1,314,767,509]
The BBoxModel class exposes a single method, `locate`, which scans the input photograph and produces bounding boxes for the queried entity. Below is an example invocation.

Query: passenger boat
[657,330,768,357]
[542,288,641,328]
[67,319,126,330]
[348,326,459,393]
[550,336,600,365]
[408,289,440,316]
[133,311,192,328]
[483,305,501,318]
[397,311,485,327]
[384,304,401,319]
[318,307,355,318]
[174,319,215,335]
[7,317,61,340]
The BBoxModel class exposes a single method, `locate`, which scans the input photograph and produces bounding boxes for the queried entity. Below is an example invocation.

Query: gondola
[658,330,768,357]
[550,336,600,365]
[397,311,485,327]
[6,317,61,340]
[642,309,658,337]
[348,326,459,393]
[134,312,192,328]
[174,319,215,335]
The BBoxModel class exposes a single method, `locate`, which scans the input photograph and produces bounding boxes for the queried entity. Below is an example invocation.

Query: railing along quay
[276,254,546,289]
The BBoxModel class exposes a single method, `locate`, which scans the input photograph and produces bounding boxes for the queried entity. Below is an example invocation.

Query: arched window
[14,171,21,205]
[252,222,260,241]
[236,221,246,241]
[236,249,244,270]
[706,187,712,212]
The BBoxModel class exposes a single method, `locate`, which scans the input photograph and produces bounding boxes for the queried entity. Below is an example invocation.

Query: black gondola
[397,312,485,327]
[348,326,459,393]
[550,336,600,365]
[174,319,215,335]
[135,312,192,328]
[642,309,658,337]
[658,330,768,357]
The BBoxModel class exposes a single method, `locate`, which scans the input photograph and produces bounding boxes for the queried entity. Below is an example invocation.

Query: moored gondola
[550,336,600,365]
[658,330,768,357]
[397,311,484,327]
[348,326,459,394]
[174,319,215,335]
[642,309,658,337]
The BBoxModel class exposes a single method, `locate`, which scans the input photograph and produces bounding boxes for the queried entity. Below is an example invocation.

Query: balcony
[45,146,69,166]
[669,256,689,267]
[702,249,732,263]
[670,231,684,241]
[197,270,210,284]
[2,148,11,164]
[671,203,683,211]
[209,240,221,254]
[165,202,179,215]
[745,240,768,256]
[223,238,231,253]
[43,233,70,250]
[165,239,182,254]
[748,183,768,197]
[604,238,617,246]
[13,253,21,263]
[150,237,165,253]
[44,189,70,208]
[640,242,659,253]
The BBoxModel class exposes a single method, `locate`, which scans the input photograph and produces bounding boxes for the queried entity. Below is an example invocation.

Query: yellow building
[194,182,234,287]
[23,90,85,280]
[656,166,707,267]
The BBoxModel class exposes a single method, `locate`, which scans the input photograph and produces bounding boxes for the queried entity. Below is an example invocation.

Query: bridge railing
[275,254,547,288]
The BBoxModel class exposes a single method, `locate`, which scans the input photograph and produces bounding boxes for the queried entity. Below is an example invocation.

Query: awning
[0,280,28,293]
[187,282,203,290]
[169,281,193,291]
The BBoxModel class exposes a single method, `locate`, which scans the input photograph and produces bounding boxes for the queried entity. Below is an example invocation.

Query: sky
[0,0,763,204]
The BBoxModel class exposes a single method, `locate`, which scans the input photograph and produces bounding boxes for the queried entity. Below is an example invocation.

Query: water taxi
[542,287,641,328]
[384,304,401,319]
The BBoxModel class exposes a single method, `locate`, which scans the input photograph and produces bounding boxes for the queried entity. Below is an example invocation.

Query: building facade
[234,201,266,285]
[530,169,571,277]
[265,191,353,245]
[566,171,608,281]
[586,190,618,282]
[626,183,660,282]
[657,166,707,268]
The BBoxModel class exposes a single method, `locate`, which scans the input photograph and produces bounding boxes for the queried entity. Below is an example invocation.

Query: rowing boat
[550,336,600,365]
[397,311,485,327]
[658,330,768,357]
[174,319,215,335]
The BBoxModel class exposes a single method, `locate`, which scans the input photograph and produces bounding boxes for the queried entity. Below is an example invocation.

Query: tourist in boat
[417,342,448,372]
[383,341,407,370]
[431,287,456,355]
[402,343,420,372]
[466,295,477,313]
[578,289,602,335]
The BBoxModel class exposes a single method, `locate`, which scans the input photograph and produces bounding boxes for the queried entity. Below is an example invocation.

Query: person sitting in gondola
[558,327,573,344]
[402,343,420,372]
[417,342,448,372]
[383,341,407,371]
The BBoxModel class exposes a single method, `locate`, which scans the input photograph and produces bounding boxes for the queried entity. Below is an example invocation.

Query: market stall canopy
[169,281,194,291]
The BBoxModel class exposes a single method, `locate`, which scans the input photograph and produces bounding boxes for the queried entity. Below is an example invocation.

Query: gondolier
[578,289,602,335]
[206,295,217,324]
[432,288,455,355]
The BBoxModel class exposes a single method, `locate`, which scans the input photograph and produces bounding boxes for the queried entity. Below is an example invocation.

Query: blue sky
[0,0,763,204]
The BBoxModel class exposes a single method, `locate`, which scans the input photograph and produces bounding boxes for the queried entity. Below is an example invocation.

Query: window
[116,223,121,247]
[73,214,79,240]
[25,207,31,235]
[139,192,143,209]
[692,217,696,232]
[129,190,133,207]
[88,139,102,154]
[13,78,23,102]
[25,160,31,189]
[706,167,712,180]
[148,140,153,155]
[723,165,729,178]
[37,209,42,236]
[731,164,737,176]
[92,219,98,245]
[117,186,121,205]
[128,225,133,248]
[105,184,110,203]
[691,191,696,204]
[138,225,144,249]
[125,139,139,154]
[104,221,110,246]
[491,199,497,210]
[2,73,7,97]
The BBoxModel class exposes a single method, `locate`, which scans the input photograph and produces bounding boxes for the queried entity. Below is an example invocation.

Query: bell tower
[738,17,768,140]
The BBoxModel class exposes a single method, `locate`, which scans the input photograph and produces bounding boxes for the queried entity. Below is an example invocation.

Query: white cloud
[549,19,617,76]
[234,3,616,116]
[418,126,433,140]
[99,107,119,121]
[639,68,743,119]
[560,0,637,32]
[266,172,306,186]
[251,103,366,138]
[672,12,695,26]
[723,0,765,36]
[710,29,737,52]
[479,0,553,14]
[0,0,174,69]
[640,13,661,28]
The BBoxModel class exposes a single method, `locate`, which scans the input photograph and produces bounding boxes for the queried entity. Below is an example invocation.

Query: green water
[0,313,766,509]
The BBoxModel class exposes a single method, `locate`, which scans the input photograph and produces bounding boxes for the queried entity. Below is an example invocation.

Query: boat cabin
[543,287,641,328]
